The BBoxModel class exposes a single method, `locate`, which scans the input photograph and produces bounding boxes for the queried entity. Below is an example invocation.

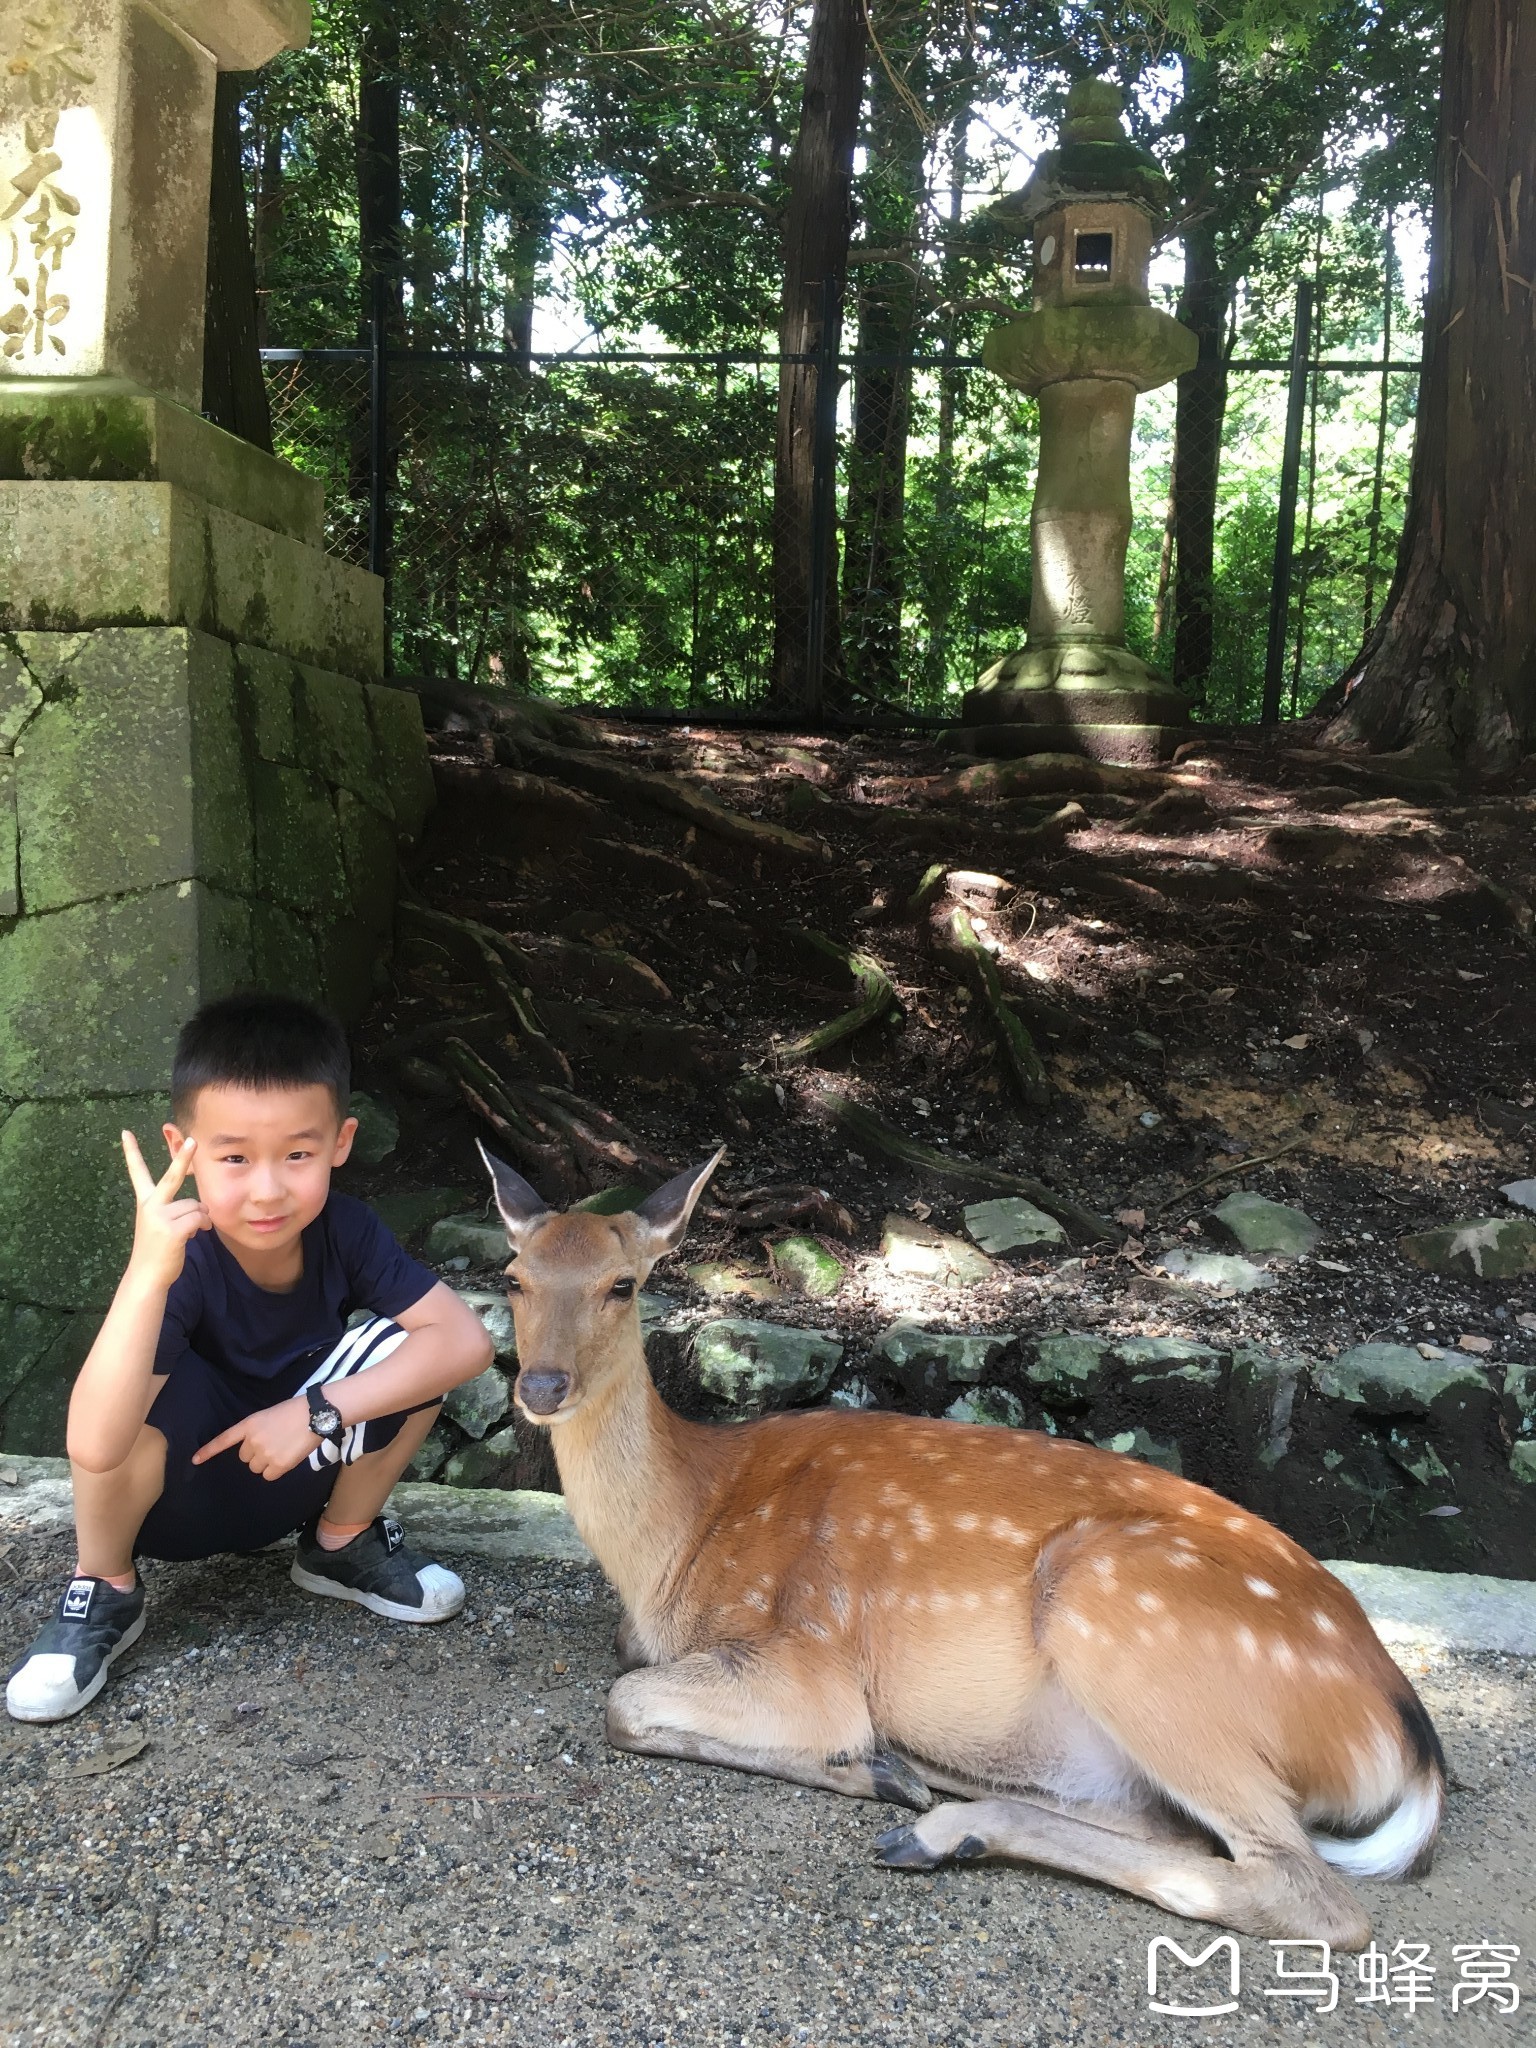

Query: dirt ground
[344,707,1536,1572]
[1,1525,1532,2048]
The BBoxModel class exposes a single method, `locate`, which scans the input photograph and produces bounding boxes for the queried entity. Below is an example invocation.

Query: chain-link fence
[261,310,1419,721]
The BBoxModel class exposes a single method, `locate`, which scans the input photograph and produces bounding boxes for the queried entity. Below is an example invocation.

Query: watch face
[310,1398,344,1435]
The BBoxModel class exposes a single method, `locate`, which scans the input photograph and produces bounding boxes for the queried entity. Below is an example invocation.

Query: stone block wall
[0,625,434,1446]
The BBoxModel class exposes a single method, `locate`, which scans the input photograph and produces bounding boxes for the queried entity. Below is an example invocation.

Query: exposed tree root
[398,901,572,1084]
[776,930,897,1065]
[822,1093,1120,1245]
[945,908,1051,1111]
[515,736,831,862]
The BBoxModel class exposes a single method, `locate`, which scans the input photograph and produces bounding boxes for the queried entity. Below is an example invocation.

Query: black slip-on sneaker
[6,1575,146,1723]
[290,1515,464,1623]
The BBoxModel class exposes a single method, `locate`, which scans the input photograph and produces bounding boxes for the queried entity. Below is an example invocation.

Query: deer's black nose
[517,1370,571,1417]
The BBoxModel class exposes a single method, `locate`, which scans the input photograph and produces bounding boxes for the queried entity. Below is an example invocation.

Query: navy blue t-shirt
[154,1192,438,1385]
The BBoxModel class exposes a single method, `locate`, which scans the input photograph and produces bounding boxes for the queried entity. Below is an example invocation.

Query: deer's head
[478,1145,722,1423]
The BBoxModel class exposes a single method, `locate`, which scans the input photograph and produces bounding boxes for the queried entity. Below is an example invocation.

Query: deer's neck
[549,1342,724,1621]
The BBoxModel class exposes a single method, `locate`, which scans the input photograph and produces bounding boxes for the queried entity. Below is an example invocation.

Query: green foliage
[248,0,1437,716]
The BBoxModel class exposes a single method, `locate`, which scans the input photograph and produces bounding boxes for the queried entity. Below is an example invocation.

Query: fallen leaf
[1455,969,1484,982]
[552,1661,568,1675]
[0,1463,16,1486]
[1115,1208,1146,1229]
[1417,1343,1446,1360]
[1518,1312,1536,1333]
[1421,1505,1462,1517]
[1282,1034,1311,1050]
[1211,986,1237,1001]
[59,1730,148,1779]
[1456,1334,1494,1354]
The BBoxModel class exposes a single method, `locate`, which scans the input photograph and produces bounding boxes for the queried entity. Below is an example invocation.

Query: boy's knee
[69,1424,167,1480]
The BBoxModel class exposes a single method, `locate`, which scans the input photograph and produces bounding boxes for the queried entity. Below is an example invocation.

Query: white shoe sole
[289,1560,464,1624]
[5,1610,146,1724]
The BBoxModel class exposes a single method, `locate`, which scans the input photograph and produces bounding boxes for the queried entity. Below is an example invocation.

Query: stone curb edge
[2,1456,1532,1655]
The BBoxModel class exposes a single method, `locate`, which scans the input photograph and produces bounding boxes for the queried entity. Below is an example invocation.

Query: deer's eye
[609,1276,636,1301]
[505,1273,522,1294]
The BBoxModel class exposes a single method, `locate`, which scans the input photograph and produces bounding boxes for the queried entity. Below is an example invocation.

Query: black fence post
[1260,279,1314,725]
[368,270,391,649]
[804,274,842,718]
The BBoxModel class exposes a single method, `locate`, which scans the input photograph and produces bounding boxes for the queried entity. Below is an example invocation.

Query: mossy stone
[337,789,398,937]
[296,665,390,809]
[946,1387,1025,1427]
[1314,1343,1488,1413]
[235,644,297,764]
[1399,1218,1536,1280]
[772,1236,845,1296]
[1027,1331,1109,1402]
[371,1187,480,1247]
[0,1313,101,1454]
[0,885,252,1098]
[13,628,253,911]
[426,1212,510,1267]
[0,1300,70,1406]
[0,758,15,917]
[250,900,321,998]
[366,684,435,843]
[0,648,43,752]
[0,1099,165,1308]
[443,1364,512,1441]
[250,761,349,915]
[693,1319,842,1413]
[877,1320,1007,1387]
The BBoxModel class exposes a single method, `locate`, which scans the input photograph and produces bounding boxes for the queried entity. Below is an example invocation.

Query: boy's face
[165,1084,357,1258]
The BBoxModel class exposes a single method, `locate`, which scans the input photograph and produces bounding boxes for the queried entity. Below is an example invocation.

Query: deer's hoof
[869,1750,934,1812]
[873,1824,942,1871]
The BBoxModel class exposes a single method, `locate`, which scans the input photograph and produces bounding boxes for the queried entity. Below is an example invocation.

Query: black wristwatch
[305,1385,347,1446]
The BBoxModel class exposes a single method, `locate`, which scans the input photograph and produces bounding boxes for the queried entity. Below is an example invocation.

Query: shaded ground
[339,706,1535,1574]
[1,1524,1532,2048]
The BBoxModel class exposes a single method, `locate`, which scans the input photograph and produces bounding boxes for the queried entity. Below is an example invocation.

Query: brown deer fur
[481,1149,1445,1948]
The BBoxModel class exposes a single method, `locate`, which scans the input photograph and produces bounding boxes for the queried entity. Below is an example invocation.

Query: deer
[478,1145,1446,1948]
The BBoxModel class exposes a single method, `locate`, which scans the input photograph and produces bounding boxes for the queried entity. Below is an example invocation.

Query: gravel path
[2,1525,1531,2048]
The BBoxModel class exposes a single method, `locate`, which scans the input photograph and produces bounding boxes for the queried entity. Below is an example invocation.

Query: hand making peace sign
[121,1130,213,1290]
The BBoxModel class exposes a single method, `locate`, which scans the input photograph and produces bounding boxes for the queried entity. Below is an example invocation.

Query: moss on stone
[250,760,349,914]
[236,644,298,764]
[0,885,253,1099]
[13,628,254,911]
[0,1098,166,1308]
[296,665,389,808]
[366,684,435,843]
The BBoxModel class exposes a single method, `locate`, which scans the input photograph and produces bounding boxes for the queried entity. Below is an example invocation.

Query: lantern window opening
[1073,231,1114,280]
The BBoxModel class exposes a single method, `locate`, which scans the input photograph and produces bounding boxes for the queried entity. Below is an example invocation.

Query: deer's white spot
[1134,1591,1162,1613]
[908,1507,935,1541]
[1245,1576,1279,1600]
[1313,1610,1338,1636]
[955,1512,979,1533]
[1235,1626,1259,1659]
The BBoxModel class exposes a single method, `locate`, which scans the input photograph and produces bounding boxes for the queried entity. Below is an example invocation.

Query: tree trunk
[250,85,284,349]
[203,72,273,454]
[842,35,927,709]
[1169,213,1231,702]
[769,0,866,712]
[1323,0,1536,773]
[354,6,403,564]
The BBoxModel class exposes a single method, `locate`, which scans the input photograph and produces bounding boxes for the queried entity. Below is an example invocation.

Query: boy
[6,994,494,1722]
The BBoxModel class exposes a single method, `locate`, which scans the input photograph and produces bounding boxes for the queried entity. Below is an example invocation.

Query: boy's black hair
[171,993,351,1124]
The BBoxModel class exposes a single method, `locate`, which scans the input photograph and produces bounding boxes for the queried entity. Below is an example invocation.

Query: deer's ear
[633,1149,724,1258]
[477,1141,551,1246]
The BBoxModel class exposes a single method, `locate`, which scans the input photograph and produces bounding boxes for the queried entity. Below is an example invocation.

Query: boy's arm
[68,1133,210,1474]
[192,1280,493,1479]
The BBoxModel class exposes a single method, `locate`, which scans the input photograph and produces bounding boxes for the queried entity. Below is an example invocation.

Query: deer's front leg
[606,1646,931,1810]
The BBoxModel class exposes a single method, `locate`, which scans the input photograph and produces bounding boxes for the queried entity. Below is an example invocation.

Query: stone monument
[0,2,434,1443]
[959,80,1198,763]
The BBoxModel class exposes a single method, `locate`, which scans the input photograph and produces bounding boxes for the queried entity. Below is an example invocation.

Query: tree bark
[769,0,866,711]
[203,72,273,454]
[1323,0,1536,773]
[841,32,927,709]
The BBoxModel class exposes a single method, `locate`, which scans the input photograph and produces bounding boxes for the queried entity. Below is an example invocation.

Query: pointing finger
[192,1422,243,1466]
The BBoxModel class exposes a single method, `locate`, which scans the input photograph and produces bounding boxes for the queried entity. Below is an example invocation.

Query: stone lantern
[960,80,1197,761]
